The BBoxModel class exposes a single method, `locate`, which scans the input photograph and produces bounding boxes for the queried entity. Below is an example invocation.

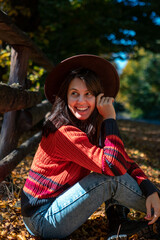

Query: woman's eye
[71,92,78,96]
[86,92,92,97]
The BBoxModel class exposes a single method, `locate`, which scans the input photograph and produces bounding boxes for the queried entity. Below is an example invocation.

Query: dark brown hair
[42,68,103,144]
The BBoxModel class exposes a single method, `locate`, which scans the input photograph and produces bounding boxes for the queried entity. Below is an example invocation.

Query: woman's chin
[75,114,89,121]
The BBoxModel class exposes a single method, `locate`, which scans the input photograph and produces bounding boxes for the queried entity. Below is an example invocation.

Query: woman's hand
[144,192,160,225]
[96,93,116,120]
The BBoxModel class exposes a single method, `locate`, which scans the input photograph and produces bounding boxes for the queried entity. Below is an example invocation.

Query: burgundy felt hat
[45,54,120,103]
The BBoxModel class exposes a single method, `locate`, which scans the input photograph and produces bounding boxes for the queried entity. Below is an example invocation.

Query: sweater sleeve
[100,119,159,198]
[55,123,129,176]
[54,122,132,177]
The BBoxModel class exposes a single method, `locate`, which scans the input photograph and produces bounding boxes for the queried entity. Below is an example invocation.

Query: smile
[76,107,89,111]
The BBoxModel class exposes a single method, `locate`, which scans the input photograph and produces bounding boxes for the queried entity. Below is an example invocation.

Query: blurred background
[0,0,160,121]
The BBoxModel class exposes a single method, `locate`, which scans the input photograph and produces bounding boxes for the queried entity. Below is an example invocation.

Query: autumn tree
[120,49,160,119]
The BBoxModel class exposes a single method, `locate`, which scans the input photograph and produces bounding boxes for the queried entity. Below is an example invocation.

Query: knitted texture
[21,120,156,217]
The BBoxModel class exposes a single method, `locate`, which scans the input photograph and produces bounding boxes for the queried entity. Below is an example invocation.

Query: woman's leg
[24,172,146,239]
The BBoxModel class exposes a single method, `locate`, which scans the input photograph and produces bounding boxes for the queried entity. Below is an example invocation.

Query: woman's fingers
[148,214,159,225]
[96,93,104,105]
[96,93,116,120]
[145,192,160,225]
[107,97,115,104]
[145,201,152,220]
[97,94,114,105]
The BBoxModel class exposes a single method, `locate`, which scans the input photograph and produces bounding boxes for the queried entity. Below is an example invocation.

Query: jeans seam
[47,179,111,216]
[116,179,145,199]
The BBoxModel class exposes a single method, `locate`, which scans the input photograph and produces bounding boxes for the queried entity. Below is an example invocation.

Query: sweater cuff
[99,119,121,148]
[139,179,160,198]
[101,119,121,138]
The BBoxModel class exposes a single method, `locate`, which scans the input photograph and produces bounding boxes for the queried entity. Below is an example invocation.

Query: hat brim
[45,54,120,103]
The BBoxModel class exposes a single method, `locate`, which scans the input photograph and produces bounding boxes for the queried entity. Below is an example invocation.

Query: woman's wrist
[103,116,116,120]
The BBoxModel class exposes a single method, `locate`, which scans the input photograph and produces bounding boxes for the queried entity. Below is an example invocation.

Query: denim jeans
[23,172,146,239]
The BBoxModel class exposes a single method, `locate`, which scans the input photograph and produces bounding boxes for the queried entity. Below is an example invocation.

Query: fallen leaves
[0,198,29,240]
[0,120,160,239]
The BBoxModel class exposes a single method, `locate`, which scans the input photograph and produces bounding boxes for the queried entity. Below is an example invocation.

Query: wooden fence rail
[0,83,42,113]
[0,10,54,183]
[0,132,42,183]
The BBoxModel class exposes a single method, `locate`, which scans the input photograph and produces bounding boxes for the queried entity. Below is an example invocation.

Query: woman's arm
[97,95,159,199]
[100,118,160,224]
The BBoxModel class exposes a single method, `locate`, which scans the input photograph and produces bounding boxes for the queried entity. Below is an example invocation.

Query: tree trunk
[0,45,30,160]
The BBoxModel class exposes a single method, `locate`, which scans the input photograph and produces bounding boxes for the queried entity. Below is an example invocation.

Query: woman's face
[67,77,96,120]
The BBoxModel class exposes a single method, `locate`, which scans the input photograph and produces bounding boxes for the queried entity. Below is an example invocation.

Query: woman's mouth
[76,107,89,112]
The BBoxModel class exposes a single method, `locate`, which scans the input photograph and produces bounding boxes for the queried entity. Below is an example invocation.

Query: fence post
[0,45,30,160]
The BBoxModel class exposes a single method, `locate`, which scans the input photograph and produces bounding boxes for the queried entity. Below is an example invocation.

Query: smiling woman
[21,54,160,240]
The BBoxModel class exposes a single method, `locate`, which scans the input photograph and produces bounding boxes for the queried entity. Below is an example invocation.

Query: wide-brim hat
[45,54,120,103]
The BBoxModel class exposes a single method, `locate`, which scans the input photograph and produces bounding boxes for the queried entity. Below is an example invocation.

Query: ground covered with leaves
[0,120,160,240]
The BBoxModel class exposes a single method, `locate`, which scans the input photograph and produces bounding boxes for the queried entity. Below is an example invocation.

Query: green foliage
[120,49,160,119]
[34,0,160,63]
[1,0,160,62]
[27,63,46,93]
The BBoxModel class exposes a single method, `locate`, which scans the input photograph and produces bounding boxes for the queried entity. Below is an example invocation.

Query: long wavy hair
[42,68,103,145]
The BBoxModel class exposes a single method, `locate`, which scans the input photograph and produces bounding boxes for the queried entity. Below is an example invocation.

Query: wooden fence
[0,10,54,182]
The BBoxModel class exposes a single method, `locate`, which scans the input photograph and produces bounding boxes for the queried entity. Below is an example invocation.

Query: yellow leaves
[7,6,31,17]
[0,229,28,240]
[0,151,34,239]
[0,202,7,208]
[129,209,145,221]
[1,229,8,238]
[1,52,10,58]
[17,235,27,240]
[8,9,18,17]
[0,48,11,76]
[27,65,45,91]
[0,198,24,239]
[129,234,138,240]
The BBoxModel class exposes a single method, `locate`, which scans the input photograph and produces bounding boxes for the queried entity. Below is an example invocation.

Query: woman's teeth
[76,107,88,111]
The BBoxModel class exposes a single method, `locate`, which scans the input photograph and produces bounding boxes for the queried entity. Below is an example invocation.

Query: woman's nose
[77,95,85,103]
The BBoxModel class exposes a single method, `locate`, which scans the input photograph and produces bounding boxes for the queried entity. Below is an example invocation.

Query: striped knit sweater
[21,119,158,217]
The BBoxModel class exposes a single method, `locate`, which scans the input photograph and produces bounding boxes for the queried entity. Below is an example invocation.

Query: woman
[21,54,160,240]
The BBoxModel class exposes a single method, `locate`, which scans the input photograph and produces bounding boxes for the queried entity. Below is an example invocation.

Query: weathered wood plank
[0,83,42,113]
[0,10,54,71]
[25,100,52,127]
[17,100,52,132]
[0,131,42,183]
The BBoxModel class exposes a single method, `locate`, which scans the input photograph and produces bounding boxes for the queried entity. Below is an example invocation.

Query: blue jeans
[23,172,146,239]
